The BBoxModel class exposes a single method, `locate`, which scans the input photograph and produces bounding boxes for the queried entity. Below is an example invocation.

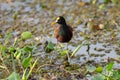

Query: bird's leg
[86,42,90,62]
[87,44,90,55]
[56,41,63,49]
[64,43,68,50]
[64,43,71,63]
[59,43,64,49]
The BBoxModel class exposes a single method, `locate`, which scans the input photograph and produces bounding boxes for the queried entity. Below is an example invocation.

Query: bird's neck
[61,21,67,25]
[63,22,67,25]
[59,22,67,27]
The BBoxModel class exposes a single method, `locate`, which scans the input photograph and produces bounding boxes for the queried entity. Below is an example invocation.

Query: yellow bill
[51,21,56,26]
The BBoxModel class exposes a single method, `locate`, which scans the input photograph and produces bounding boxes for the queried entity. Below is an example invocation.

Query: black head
[55,16,66,25]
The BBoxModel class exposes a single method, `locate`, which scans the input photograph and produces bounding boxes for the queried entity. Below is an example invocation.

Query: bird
[52,16,73,43]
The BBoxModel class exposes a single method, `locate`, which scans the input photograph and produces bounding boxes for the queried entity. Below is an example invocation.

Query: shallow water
[0,0,120,79]
[1,0,120,64]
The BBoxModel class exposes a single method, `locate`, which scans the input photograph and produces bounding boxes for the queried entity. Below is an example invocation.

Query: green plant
[0,32,38,80]
[92,62,120,80]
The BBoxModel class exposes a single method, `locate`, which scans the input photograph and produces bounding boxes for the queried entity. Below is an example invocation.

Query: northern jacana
[52,16,73,43]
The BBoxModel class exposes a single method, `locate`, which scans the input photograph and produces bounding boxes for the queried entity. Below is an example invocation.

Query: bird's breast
[55,26,73,43]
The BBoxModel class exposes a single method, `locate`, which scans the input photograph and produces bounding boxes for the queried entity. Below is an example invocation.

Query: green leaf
[5,32,12,45]
[92,74,105,80]
[23,45,34,53]
[99,4,105,10]
[6,72,20,80]
[106,62,114,71]
[16,52,21,60]
[86,65,96,73]
[44,41,54,53]
[9,46,16,53]
[111,0,117,4]
[22,56,32,68]
[95,66,103,73]
[112,70,120,79]
[21,31,32,40]
[14,51,19,57]
[61,50,68,56]
[47,42,54,49]
[0,45,7,54]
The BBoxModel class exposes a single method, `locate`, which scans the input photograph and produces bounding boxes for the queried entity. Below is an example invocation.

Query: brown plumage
[52,16,73,43]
